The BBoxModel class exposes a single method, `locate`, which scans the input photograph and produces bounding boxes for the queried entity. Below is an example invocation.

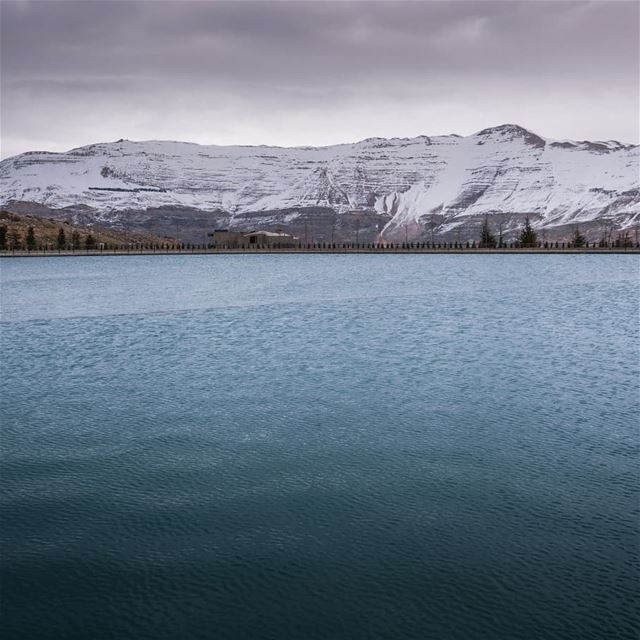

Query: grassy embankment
[0,211,174,249]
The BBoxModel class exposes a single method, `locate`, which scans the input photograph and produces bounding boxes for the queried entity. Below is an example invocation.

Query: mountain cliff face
[1,124,638,243]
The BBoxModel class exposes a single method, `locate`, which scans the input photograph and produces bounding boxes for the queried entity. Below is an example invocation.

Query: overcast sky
[1,0,638,158]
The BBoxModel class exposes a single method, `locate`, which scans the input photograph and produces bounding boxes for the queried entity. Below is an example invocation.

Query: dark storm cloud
[1,1,638,158]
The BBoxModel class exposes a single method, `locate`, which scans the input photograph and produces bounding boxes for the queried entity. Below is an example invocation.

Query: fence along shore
[2,242,639,257]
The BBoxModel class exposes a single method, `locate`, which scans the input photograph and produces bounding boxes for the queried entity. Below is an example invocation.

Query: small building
[209,229,298,249]
[243,231,298,248]
[209,229,243,248]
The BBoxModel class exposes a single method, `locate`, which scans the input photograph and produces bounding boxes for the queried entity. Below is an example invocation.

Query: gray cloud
[1,0,638,158]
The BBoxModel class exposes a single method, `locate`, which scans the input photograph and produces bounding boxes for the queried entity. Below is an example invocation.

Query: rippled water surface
[1,254,638,639]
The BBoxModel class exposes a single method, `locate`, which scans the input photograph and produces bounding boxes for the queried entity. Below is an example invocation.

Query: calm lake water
[1,254,638,639]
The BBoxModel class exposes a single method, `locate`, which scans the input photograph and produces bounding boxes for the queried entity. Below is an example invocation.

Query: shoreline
[2,247,639,257]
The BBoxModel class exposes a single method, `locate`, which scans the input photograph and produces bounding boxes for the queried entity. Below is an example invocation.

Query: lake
[1,254,638,639]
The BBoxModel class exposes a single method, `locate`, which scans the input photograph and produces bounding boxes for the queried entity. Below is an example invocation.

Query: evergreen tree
[85,233,96,250]
[519,216,538,248]
[57,228,66,250]
[616,232,632,248]
[9,229,21,250]
[0,225,7,250]
[25,226,36,250]
[479,216,497,248]
[571,226,586,248]
[71,230,81,250]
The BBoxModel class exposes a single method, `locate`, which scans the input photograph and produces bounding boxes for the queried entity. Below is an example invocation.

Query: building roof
[244,231,296,238]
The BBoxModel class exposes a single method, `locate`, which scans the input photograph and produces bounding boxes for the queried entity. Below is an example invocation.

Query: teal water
[1,255,638,639]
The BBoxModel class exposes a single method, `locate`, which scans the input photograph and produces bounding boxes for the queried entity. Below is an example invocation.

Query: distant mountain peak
[475,124,546,147]
[477,123,534,135]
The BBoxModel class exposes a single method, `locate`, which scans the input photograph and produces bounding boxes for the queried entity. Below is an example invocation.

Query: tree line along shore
[1,212,638,254]
[0,211,175,253]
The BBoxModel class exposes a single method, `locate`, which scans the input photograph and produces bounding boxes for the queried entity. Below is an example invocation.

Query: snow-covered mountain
[1,124,638,242]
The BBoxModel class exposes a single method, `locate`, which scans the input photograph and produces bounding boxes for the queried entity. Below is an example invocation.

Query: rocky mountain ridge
[1,124,638,243]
